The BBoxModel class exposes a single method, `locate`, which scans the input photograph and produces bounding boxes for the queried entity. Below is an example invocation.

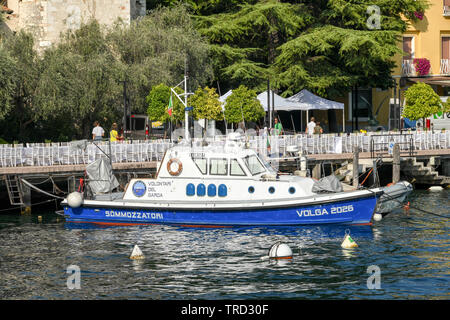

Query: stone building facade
[2,0,146,50]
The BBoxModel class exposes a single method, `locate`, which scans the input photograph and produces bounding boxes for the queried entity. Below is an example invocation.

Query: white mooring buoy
[67,192,83,208]
[373,213,383,222]
[428,186,443,192]
[268,242,293,259]
[341,230,358,249]
[130,245,145,260]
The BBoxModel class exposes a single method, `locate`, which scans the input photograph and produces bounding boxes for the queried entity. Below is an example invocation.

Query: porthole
[218,184,227,197]
[268,186,275,194]
[248,186,255,194]
[186,183,195,196]
[207,184,217,197]
[197,183,206,197]
[289,187,296,194]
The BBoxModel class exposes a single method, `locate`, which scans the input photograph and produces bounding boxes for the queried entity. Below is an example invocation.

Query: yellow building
[319,0,450,133]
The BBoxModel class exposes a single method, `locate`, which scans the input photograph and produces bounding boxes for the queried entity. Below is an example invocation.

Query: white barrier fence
[0,131,449,168]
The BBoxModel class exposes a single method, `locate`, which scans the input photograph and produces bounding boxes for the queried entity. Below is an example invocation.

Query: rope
[0,198,57,213]
[50,176,67,195]
[360,168,373,186]
[20,178,65,200]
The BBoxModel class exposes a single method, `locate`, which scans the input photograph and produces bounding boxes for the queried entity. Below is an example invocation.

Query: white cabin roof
[157,140,273,179]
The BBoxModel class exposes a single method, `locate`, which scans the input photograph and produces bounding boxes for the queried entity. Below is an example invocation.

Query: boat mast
[184,59,189,141]
[170,58,192,142]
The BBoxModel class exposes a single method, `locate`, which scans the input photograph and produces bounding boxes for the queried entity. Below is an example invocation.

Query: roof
[256,90,304,112]
[286,89,344,110]
[219,89,344,112]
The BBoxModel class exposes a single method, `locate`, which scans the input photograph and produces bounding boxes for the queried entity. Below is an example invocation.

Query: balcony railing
[402,59,416,77]
[444,4,450,16]
[440,59,450,75]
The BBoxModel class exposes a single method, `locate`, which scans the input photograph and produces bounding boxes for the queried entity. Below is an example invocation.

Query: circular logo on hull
[132,181,146,197]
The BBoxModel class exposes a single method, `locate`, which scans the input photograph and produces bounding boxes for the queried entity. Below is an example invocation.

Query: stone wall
[3,0,146,51]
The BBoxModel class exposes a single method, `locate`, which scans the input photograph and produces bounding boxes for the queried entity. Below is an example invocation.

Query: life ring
[167,158,183,176]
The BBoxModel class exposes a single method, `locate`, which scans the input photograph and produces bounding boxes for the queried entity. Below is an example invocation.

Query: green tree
[403,83,442,123]
[146,83,185,122]
[0,46,17,120]
[192,0,429,97]
[224,85,265,124]
[190,86,222,121]
[0,30,40,141]
[108,4,213,114]
[34,21,123,139]
[272,0,429,99]
[195,1,311,90]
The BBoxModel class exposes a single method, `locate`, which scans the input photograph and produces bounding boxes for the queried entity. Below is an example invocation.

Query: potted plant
[413,58,431,76]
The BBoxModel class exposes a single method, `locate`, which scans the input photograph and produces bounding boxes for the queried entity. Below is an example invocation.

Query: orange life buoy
[167,158,183,176]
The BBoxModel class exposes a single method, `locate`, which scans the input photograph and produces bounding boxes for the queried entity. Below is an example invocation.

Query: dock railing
[1,131,450,168]
[369,134,414,158]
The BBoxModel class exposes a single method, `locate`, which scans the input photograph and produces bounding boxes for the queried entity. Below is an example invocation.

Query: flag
[167,93,173,117]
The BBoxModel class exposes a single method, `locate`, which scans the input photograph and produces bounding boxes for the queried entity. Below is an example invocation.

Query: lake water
[0,189,448,300]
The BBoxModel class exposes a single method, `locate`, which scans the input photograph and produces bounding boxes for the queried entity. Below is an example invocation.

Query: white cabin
[122,140,316,203]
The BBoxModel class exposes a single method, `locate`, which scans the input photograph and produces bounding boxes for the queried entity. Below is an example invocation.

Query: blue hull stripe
[63,196,377,226]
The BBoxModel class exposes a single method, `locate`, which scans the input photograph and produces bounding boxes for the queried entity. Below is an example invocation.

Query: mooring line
[0,198,57,213]
[20,178,65,200]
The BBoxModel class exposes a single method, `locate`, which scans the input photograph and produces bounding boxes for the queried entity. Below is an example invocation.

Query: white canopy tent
[219,88,345,132]
[220,90,304,111]
[256,90,304,112]
[286,89,345,132]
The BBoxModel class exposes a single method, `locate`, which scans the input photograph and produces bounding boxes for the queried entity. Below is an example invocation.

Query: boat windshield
[258,155,277,174]
[243,155,266,175]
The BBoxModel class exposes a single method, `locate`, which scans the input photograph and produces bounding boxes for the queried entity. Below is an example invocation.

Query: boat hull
[62,194,378,227]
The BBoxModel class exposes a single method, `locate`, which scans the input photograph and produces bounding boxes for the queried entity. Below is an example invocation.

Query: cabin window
[208,184,217,197]
[197,183,206,196]
[193,157,207,175]
[243,155,266,175]
[230,159,246,176]
[186,183,195,196]
[210,158,228,175]
[218,184,227,197]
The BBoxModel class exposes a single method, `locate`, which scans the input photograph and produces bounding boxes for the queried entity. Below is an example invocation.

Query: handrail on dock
[0,131,449,168]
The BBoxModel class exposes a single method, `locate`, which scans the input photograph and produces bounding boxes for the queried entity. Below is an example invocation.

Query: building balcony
[440,59,450,75]
[444,4,450,16]
[402,59,416,77]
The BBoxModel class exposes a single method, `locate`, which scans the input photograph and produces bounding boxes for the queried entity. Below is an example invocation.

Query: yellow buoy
[130,245,145,260]
[38,215,43,223]
[341,230,358,249]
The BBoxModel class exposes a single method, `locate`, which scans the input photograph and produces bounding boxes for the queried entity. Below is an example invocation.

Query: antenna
[170,56,193,142]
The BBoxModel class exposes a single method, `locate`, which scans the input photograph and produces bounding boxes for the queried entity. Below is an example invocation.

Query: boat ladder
[4,175,24,206]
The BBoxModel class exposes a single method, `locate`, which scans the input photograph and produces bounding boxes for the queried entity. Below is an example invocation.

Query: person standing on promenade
[92,121,105,141]
[110,123,123,142]
[314,121,324,135]
[306,117,316,136]
[274,117,283,135]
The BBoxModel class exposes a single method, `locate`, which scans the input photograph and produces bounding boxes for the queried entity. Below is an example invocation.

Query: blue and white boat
[61,135,389,227]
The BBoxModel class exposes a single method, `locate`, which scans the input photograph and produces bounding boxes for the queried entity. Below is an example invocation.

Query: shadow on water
[64,222,374,240]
